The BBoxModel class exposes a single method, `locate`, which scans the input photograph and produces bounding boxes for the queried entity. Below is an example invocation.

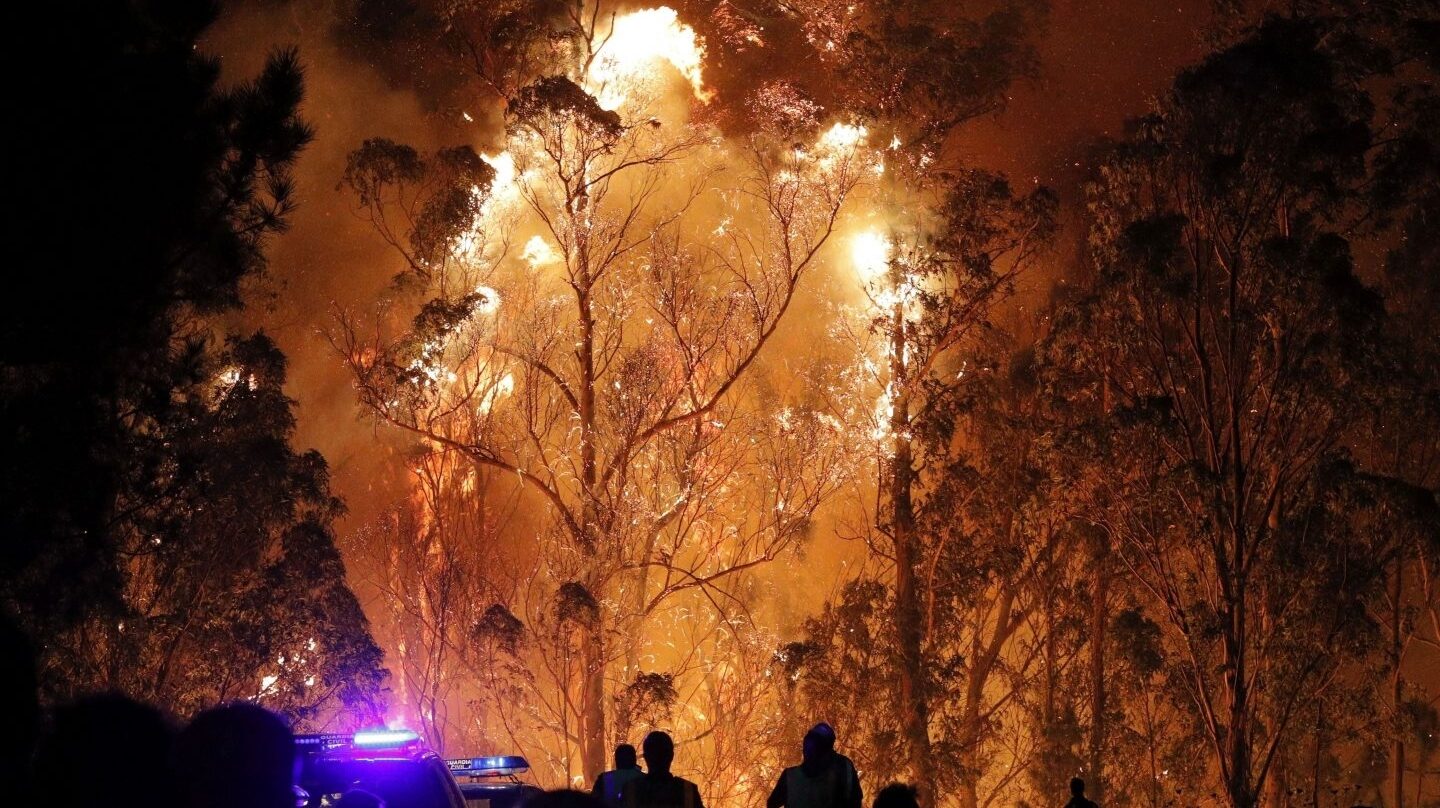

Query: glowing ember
[472,285,501,316]
[851,230,890,281]
[820,122,868,151]
[587,7,712,109]
[521,234,559,268]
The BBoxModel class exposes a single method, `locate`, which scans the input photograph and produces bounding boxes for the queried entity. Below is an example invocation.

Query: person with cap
[621,731,704,808]
[593,743,645,808]
[766,722,862,808]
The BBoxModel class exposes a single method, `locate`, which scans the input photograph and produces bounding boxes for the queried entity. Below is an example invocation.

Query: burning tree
[346,443,517,747]
[836,171,1057,807]
[336,4,864,780]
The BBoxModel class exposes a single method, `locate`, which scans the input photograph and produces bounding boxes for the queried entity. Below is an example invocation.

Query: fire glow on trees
[332,2,1072,802]
[302,3,1440,808]
[17,2,1440,808]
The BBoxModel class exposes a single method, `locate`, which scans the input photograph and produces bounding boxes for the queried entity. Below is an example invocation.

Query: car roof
[298,737,467,808]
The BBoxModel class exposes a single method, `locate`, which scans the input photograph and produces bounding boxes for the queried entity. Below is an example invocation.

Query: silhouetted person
[767,723,861,808]
[175,702,296,808]
[872,783,919,808]
[593,743,644,808]
[1065,777,1098,808]
[33,693,178,808]
[621,731,704,808]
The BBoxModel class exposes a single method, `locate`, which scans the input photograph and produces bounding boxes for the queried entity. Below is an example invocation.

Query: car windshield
[303,758,454,808]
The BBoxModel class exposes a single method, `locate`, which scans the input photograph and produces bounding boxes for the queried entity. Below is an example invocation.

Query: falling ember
[587,7,712,109]
[850,230,891,282]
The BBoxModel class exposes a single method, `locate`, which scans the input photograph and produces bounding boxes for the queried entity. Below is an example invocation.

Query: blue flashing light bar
[447,755,531,776]
[352,729,421,748]
[295,733,352,752]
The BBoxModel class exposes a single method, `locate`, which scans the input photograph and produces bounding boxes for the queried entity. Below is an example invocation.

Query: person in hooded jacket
[765,723,862,808]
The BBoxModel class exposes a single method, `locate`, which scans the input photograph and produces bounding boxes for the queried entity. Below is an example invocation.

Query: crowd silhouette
[9,622,1107,808]
[21,695,300,808]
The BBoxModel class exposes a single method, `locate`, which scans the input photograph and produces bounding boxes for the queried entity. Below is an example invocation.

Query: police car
[446,755,542,808]
[295,729,468,808]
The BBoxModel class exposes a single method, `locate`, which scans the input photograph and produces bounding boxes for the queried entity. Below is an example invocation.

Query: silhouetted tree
[830,163,1055,802]
[1042,18,1405,808]
[1,0,386,723]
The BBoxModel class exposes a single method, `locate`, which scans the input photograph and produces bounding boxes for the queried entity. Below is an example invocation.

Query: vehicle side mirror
[294,784,311,808]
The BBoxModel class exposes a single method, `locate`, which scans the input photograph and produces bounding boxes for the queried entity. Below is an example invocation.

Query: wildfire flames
[28,3,1440,808]
[587,7,712,109]
[181,3,1440,808]
[358,5,897,794]
[849,230,890,282]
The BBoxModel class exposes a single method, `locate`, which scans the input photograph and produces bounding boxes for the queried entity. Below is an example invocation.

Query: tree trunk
[1088,563,1108,803]
[1225,588,1255,808]
[889,302,935,800]
[576,201,606,784]
[958,674,985,808]
[1145,692,1161,808]
[1265,752,1288,808]
[957,778,979,808]
[1393,561,1405,808]
[1310,701,1324,808]
[1043,535,1057,729]
[1222,249,1255,808]
[581,613,607,783]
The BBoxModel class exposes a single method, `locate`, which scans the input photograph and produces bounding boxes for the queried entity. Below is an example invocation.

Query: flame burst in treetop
[586,6,713,110]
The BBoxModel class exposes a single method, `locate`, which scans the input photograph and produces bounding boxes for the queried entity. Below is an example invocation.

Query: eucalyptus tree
[1042,19,1402,808]
[336,7,864,776]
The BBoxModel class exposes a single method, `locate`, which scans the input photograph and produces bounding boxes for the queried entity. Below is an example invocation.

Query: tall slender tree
[1042,19,1403,808]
